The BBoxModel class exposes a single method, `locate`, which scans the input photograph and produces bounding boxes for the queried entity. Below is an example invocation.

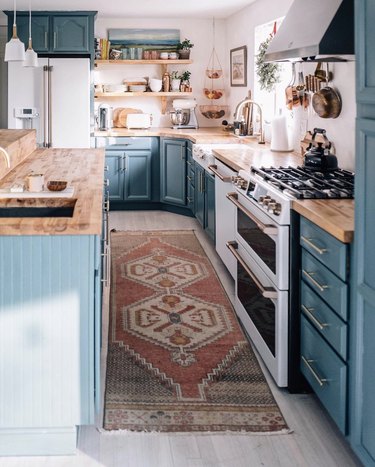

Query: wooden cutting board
[113,108,143,128]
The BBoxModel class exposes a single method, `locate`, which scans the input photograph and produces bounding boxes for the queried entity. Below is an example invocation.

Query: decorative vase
[171,79,181,91]
[178,49,190,59]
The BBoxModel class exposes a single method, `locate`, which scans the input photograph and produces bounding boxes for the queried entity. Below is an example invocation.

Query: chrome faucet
[234,98,265,144]
[0,147,11,168]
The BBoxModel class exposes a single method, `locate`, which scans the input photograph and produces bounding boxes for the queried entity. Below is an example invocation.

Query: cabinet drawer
[96,137,152,150]
[302,250,348,319]
[301,315,347,433]
[300,217,348,281]
[301,282,348,360]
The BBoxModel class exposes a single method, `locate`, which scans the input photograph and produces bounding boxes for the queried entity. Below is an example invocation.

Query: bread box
[126,113,152,129]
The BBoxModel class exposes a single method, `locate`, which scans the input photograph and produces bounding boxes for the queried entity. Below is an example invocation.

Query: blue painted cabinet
[195,163,215,242]
[186,141,195,214]
[195,164,205,226]
[0,235,101,456]
[160,138,187,206]
[4,11,96,55]
[350,1,375,465]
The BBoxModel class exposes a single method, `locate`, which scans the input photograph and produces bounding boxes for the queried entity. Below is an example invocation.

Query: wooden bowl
[47,180,68,192]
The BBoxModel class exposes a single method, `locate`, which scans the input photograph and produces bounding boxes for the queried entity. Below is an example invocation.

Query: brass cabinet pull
[226,192,278,236]
[226,241,278,299]
[301,356,328,387]
[302,270,329,292]
[301,304,328,330]
[301,236,328,255]
[208,164,233,182]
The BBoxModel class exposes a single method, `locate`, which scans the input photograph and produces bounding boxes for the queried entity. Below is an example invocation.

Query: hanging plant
[255,25,281,92]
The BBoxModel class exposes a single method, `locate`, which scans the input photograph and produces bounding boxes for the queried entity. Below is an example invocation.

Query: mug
[160,52,169,60]
[169,52,178,59]
[25,173,44,192]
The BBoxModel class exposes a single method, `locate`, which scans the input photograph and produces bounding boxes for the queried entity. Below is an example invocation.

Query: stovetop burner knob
[259,195,271,205]
[268,202,282,216]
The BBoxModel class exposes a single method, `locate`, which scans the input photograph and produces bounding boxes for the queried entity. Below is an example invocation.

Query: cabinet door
[52,15,89,53]
[160,139,186,206]
[15,15,50,53]
[195,164,205,227]
[124,150,152,201]
[106,152,124,201]
[205,172,215,241]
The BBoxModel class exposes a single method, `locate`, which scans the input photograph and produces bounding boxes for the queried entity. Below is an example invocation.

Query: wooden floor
[0,211,361,467]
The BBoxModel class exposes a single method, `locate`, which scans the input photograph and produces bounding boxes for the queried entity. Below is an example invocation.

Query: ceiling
[1,0,257,19]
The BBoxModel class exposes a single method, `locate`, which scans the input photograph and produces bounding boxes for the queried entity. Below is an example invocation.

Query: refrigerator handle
[48,66,53,148]
[43,65,49,148]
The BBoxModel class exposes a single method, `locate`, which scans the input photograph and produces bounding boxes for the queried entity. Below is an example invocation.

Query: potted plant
[177,38,194,59]
[180,70,191,91]
[170,71,181,91]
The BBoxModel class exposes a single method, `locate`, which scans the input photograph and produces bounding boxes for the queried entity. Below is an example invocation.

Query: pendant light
[23,0,38,67]
[4,0,26,62]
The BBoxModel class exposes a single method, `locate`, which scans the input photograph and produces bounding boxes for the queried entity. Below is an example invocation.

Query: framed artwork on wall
[230,46,247,87]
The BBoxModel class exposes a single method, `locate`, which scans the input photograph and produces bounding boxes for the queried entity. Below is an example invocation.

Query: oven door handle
[208,165,233,182]
[226,241,278,299]
[226,192,278,236]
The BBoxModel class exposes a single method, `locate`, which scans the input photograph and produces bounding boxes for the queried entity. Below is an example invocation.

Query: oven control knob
[259,195,271,205]
[268,202,282,216]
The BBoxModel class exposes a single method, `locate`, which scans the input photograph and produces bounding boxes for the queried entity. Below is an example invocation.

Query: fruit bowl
[205,69,223,79]
[203,88,224,100]
[199,105,229,119]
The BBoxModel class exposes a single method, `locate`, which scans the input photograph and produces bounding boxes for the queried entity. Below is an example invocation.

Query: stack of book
[94,38,111,60]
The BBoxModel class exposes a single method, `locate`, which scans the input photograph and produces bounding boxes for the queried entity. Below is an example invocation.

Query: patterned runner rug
[104,230,288,433]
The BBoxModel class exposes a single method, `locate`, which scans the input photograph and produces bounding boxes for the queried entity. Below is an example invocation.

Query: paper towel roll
[271,115,292,152]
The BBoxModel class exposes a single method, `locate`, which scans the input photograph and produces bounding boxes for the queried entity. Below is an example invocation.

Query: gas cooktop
[251,166,354,200]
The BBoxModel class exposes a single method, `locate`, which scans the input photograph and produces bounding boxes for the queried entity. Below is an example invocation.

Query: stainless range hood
[264,0,354,62]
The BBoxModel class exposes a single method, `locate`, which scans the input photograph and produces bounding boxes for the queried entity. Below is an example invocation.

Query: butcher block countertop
[0,129,37,180]
[0,147,104,236]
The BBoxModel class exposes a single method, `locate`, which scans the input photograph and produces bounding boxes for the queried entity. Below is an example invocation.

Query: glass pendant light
[4,0,26,62]
[23,0,38,67]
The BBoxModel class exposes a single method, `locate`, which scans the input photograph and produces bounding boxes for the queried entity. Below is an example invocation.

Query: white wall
[95,17,227,128]
[225,0,356,171]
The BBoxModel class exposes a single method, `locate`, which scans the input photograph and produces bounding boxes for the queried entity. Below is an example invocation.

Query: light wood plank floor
[0,211,361,467]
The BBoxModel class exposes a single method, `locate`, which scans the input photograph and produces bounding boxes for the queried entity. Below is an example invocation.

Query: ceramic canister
[25,173,44,192]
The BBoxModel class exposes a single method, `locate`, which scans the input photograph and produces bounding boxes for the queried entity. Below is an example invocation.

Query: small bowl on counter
[47,180,68,192]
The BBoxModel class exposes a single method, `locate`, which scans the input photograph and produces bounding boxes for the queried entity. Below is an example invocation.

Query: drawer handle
[208,165,233,182]
[226,241,278,299]
[301,236,328,255]
[301,304,328,330]
[301,356,328,387]
[302,270,329,292]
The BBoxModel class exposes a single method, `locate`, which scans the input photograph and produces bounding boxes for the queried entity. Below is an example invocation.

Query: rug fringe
[96,426,293,436]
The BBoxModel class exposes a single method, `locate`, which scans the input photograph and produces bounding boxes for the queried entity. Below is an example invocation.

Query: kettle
[97,104,112,131]
[303,128,338,172]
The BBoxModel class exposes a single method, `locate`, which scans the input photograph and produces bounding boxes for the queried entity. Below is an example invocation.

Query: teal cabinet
[351,1,375,465]
[106,150,152,202]
[160,138,187,206]
[186,142,195,214]
[4,11,96,55]
[195,164,215,242]
[0,234,100,455]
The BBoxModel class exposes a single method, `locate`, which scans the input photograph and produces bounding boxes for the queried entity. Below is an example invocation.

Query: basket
[199,105,229,120]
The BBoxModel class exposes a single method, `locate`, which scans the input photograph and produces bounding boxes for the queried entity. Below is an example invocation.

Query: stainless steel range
[226,164,354,388]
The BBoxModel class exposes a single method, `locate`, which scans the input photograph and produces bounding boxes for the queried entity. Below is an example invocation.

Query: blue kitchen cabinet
[4,11,96,56]
[351,1,375,465]
[195,164,215,242]
[106,152,123,201]
[186,141,195,214]
[0,235,101,456]
[160,138,187,206]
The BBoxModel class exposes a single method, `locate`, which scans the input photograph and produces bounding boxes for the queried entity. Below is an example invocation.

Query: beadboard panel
[0,235,97,430]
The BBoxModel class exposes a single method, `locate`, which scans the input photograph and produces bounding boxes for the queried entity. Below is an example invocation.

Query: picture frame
[230,46,247,87]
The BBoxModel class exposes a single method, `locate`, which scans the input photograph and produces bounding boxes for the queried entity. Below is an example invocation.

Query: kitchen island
[0,131,105,456]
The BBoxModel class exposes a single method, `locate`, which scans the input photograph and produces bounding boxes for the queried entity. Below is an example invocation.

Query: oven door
[227,240,288,387]
[227,191,289,290]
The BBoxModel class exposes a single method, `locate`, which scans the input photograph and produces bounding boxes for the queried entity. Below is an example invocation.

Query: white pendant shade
[23,46,38,67]
[4,34,26,62]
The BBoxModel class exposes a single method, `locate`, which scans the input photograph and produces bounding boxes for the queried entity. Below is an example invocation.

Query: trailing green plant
[177,38,194,50]
[170,71,181,80]
[255,35,281,92]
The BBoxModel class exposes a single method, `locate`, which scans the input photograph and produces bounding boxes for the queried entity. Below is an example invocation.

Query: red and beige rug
[104,230,288,433]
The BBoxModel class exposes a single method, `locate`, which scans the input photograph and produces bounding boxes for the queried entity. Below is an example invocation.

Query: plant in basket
[177,38,194,59]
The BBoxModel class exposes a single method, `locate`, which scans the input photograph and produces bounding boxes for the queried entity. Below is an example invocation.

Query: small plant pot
[178,49,191,59]
[171,79,181,91]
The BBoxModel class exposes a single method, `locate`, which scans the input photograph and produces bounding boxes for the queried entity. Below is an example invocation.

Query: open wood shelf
[95,59,192,66]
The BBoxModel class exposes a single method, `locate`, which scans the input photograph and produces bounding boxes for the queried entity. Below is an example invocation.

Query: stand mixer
[170,99,199,129]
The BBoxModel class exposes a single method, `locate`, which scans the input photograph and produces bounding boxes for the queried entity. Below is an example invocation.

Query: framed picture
[230,46,247,87]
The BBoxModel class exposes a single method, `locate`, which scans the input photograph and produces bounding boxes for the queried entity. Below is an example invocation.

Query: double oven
[226,173,290,387]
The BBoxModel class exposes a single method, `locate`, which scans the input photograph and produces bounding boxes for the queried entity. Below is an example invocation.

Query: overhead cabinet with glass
[4,11,97,55]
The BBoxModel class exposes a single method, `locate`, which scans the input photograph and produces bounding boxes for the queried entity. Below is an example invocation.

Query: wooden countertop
[0,147,105,236]
[0,129,37,179]
[292,199,354,243]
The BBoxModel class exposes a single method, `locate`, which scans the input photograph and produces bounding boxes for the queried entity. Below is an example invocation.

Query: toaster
[126,113,152,129]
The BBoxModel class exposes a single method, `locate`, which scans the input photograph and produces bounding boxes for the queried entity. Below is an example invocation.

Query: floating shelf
[94,91,194,114]
[95,59,192,67]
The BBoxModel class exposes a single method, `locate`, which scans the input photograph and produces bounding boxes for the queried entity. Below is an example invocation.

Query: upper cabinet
[4,11,97,56]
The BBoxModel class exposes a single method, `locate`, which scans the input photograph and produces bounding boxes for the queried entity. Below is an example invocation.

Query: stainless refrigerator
[8,58,90,148]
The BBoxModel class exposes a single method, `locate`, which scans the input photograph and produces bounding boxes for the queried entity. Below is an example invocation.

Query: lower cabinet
[0,235,101,455]
[195,164,215,242]
[186,141,195,214]
[160,138,187,206]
